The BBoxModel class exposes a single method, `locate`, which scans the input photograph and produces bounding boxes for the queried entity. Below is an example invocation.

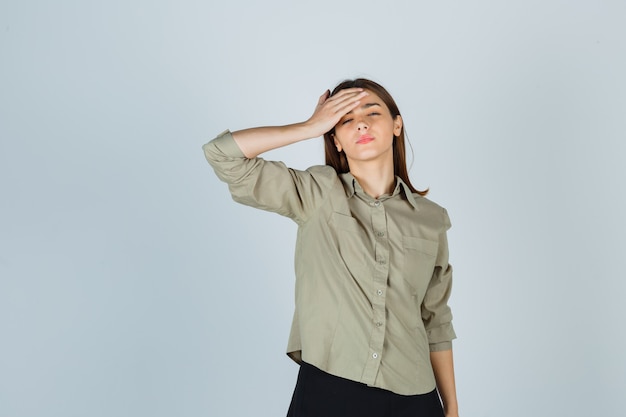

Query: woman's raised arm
[232,88,368,158]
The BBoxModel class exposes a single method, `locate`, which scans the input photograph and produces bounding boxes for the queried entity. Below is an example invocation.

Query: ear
[393,115,403,136]
[333,134,343,152]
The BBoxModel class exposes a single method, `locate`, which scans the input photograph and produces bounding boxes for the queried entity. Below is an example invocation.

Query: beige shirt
[203,130,456,395]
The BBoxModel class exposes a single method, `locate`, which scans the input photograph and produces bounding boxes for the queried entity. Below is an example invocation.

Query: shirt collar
[339,172,419,210]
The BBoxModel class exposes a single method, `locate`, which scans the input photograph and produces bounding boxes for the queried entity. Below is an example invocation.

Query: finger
[331,89,368,103]
[338,96,365,115]
[317,89,330,105]
[330,87,364,99]
[328,90,368,112]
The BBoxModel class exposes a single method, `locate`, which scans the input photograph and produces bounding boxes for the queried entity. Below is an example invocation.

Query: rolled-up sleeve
[421,208,456,351]
[202,130,333,223]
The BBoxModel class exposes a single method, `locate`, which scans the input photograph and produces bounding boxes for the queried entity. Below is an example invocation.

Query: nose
[356,119,368,131]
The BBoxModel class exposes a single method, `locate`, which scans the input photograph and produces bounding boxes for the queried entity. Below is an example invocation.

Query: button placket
[362,194,390,385]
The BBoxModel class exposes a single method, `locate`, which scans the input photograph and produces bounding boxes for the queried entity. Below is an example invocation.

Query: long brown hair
[323,78,428,196]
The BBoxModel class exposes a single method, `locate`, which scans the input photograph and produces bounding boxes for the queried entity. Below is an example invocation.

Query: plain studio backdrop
[1,1,625,416]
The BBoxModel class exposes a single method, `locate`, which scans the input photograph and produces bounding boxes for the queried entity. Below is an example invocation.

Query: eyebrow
[346,102,381,114]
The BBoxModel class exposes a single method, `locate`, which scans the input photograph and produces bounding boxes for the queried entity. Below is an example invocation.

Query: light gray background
[1,1,625,416]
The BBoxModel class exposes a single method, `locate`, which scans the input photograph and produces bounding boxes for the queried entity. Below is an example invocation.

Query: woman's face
[332,89,403,167]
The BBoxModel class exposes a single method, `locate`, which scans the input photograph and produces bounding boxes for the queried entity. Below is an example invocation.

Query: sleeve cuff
[429,341,452,352]
[202,129,246,158]
[426,322,456,345]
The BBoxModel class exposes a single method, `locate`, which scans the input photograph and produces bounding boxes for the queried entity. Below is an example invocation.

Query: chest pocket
[402,236,438,296]
[329,212,370,279]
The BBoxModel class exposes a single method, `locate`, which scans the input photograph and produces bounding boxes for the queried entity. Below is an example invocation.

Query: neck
[348,158,395,199]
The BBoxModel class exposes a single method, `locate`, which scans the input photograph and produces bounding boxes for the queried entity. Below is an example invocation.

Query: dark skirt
[286,362,445,417]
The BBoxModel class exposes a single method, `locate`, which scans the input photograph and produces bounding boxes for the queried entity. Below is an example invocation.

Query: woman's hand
[229,88,368,158]
[303,88,368,137]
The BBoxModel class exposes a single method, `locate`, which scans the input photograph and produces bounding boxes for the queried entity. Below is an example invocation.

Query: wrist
[299,119,331,139]
[444,403,459,417]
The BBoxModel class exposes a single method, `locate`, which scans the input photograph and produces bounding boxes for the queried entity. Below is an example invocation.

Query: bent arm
[230,88,368,158]
[430,349,458,417]
[203,90,365,222]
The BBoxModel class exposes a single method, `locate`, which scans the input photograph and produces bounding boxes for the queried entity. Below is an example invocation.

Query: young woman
[203,78,459,417]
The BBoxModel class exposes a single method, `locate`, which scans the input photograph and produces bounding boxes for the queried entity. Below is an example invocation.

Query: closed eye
[341,119,353,125]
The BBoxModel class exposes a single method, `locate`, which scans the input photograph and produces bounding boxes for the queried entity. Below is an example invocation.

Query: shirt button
[374,201,381,207]
[372,353,379,359]
[378,259,386,265]
[376,322,383,327]
[376,231,385,237]
[377,289,383,296]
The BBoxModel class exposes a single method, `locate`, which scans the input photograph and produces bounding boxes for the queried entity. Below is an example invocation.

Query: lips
[356,134,374,144]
